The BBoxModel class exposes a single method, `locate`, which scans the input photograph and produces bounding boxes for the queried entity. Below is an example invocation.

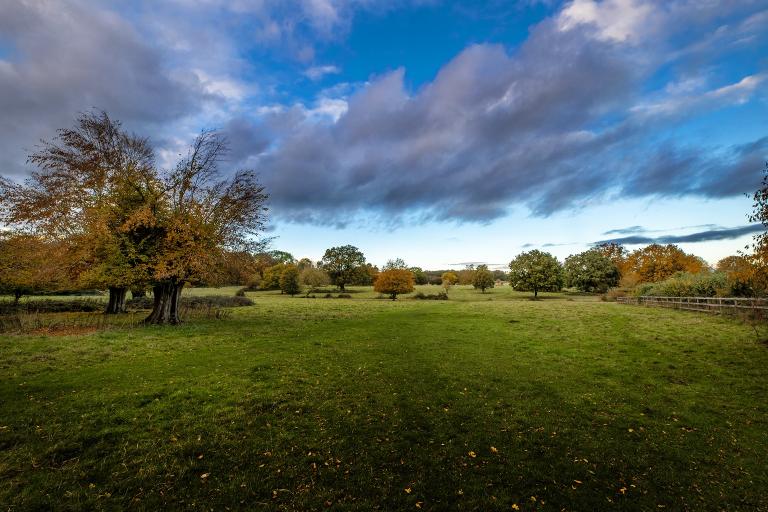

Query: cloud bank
[0,0,766,228]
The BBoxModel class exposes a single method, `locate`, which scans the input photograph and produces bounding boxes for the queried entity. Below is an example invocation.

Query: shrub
[126,295,253,310]
[235,287,247,297]
[634,272,729,297]
[0,299,105,315]
[337,293,352,299]
[413,292,449,300]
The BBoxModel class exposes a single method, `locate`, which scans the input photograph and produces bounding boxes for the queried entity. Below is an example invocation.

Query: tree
[441,272,458,286]
[260,263,286,290]
[716,255,760,296]
[353,263,379,286]
[297,258,314,270]
[508,250,563,298]
[0,111,158,314]
[383,258,407,270]
[0,233,67,303]
[747,162,768,295]
[457,265,475,285]
[321,245,366,291]
[374,269,415,300]
[300,267,330,289]
[279,265,301,296]
[623,244,707,284]
[143,130,268,324]
[564,248,620,293]
[409,267,428,285]
[269,250,295,264]
[472,264,495,293]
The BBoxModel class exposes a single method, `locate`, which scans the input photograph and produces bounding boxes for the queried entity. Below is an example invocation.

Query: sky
[0,0,767,270]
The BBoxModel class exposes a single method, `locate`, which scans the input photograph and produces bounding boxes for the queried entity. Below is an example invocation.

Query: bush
[634,272,729,297]
[235,287,247,297]
[337,293,352,299]
[126,295,253,310]
[413,292,449,300]
[0,299,106,315]
[602,288,629,302]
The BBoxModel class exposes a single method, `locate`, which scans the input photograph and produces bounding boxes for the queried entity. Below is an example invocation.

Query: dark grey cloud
[594,224,763,246]
[0,0,207,179]
[602,223,719,236]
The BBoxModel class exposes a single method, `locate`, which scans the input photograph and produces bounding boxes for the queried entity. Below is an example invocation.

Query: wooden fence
[616,296,768,315]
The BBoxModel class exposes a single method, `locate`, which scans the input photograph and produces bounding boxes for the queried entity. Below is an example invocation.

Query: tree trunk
[390,293,397,301]
[144,281,184,325]
[13,290,22,305]
[534,288,538,299]
[105,287,127,314]
[339,282,346,292]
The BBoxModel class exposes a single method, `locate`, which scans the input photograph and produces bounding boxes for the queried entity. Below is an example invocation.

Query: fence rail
[616,296,768,314]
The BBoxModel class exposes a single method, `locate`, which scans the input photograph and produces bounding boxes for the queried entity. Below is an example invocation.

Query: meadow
[0,286,766,510]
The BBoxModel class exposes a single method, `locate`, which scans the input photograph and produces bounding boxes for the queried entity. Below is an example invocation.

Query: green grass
[1,287,766,510]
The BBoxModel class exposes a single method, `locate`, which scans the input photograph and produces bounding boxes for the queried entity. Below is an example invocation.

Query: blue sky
[1,0,767,269]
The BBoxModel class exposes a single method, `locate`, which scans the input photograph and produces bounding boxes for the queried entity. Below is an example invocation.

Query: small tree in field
[508,250,563,298]
[472,264,495,293]
[300,267,330,290]
[374,269,415,300]
[321,245,366,291]
[564,248,619,293]
[441,272,458,286]
[279,265,301,296]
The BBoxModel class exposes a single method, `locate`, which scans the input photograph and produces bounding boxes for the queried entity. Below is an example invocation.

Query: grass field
[1,286,766,510]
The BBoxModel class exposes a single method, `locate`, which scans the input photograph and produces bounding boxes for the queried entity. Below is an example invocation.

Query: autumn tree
[321,245,366,291]
[441,272,458,286]
[0,233,68,303]
[374,268,415,300]
[564,248,620,293]
[0,111,159,314]
[508,250,563,298]
[716,255,760,296]
[279,265,301,296]
[143,131,268,324]
[472,264,495,293]
[747,162,768,295]
[624,244,707,284]
[457,265,475,285]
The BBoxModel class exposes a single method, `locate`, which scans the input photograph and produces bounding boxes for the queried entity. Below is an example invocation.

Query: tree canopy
[564,248,620,293]
[508,250,563,298]
[374,268,415,300]
[0,112,269,323]
[321,245,366,291]
[472,264,495,293]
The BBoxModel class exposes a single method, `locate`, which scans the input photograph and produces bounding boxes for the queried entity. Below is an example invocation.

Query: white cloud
[304,64,342,81]
[558,0,655,43]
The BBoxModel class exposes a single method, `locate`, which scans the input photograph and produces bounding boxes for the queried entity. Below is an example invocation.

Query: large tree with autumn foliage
[141,130,268,324]
[0,111,158,313]
[622,244,707,284]
[1,113,269,323]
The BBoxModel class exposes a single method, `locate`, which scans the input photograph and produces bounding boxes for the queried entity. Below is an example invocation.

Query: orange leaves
[374,269,415,300]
